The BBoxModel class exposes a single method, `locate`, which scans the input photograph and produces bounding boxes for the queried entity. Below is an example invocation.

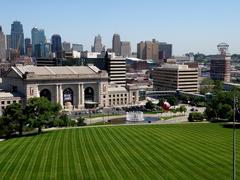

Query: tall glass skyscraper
[112,34,121,56]
[10,21,24,55]
[51,34,62,58]
[31,27,46,57]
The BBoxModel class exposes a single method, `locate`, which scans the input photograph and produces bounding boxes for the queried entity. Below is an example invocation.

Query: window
[103,95,106,98]
[117,94,119,97]
[13,101,16,103]
[113,95,115,97]
[109,95,111,98]
[121,94,123,97]
[7,101,10,104]
[1,101,4,105]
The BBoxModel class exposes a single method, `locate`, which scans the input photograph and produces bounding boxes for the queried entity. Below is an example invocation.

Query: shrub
[188,112,204,122]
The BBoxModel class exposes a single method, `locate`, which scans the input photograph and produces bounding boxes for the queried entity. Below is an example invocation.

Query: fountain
[126,111,144,122]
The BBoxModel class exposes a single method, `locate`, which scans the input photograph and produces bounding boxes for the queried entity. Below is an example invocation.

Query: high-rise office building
[62,41,71,52]
[137,40,159,60]
[159,42,172,59]
[92,35,103,53]
[10,21,24,55]
[112,34,121,56]
[120,41,131,57]
[31,27,46,57]
[0,26,6,62]
[210,43,231,83]
[72,44,83,52]
[51,34,62,58]
[105,52,126,86]
[24,38,31,55]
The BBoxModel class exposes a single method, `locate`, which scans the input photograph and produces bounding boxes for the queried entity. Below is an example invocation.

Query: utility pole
[233,92,237,180]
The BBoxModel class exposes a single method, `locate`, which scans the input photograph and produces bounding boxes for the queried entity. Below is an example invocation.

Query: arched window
[85,87,94,102]
[63,88,73,105]
[40,89,51,101]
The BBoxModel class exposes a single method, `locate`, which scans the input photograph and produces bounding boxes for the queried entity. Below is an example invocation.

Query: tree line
[0,97,85,138]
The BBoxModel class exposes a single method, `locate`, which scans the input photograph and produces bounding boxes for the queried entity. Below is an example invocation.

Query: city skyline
[1,0,240,55]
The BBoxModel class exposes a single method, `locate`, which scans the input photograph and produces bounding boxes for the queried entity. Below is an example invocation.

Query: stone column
[55,85,59,103]
[81,84,84,105]
[77,83,84,109]
[59,85,63,107]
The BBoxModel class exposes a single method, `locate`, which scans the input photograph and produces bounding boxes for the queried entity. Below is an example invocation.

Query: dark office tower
[159,43,172,59]
[6,35,11,49]
[24,38,31,54]
[51,34,62,58]
[10,21,24,55]
[112,34,121,56]
[92,35,103,53]
[0,26,6,62]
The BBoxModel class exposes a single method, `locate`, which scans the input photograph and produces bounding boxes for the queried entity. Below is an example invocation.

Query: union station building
[1,65,140,110]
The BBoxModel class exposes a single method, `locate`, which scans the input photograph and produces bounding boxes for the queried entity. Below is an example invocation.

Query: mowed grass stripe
[38,131,56,180]
[49,130,62,179]
[22,133,49,180]
[10,134,45,180]
[103,127,152,179]
[87,128,111,179]
[102,127,150,179]
[107,127,166,179]
[148,125,233,179]
[56,130,65,180]
[113,126,188,179]
[66,129,78,179]
[116,126,186,179]
[0,137,36,179]
[70,129,83,178]
[0,137,31,173]
[95,127,129,179]
[128,126,215,179]
[78,129,97,179]
[145,127,219,179]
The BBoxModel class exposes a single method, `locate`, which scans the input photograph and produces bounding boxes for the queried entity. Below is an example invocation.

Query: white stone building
[2,65,109,110]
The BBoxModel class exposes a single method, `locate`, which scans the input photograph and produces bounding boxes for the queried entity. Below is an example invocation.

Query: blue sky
[1,0,239,55]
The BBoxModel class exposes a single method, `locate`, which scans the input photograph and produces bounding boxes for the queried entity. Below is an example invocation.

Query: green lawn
[0,124,239,179]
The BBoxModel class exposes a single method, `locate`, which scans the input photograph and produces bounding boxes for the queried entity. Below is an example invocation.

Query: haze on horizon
[1,0,239,56]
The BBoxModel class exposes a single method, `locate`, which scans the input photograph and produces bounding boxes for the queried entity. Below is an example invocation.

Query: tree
[25,97,61,134]
[77,117,86,126]
[179,105,187,115]
[167,96,177,106]
[200,78,214,95]
[3,103,25,136]
[0,115,16,138]
[145,101,155,110]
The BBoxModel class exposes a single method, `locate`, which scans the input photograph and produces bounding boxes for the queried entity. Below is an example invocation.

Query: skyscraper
[120,41,131,57]
[92,35,103,53]
[24,38,31,55]
[62,41,71,52]
[137,40,159,60]
[51,34,62,58]
[31,27,46,57]
[10,21,24,55]
[112,34,121,56]
[6,35,11,50]
[159,43,172,59]
[72,44,83,52]
[0,26,6,62]
[210,43,231,83]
